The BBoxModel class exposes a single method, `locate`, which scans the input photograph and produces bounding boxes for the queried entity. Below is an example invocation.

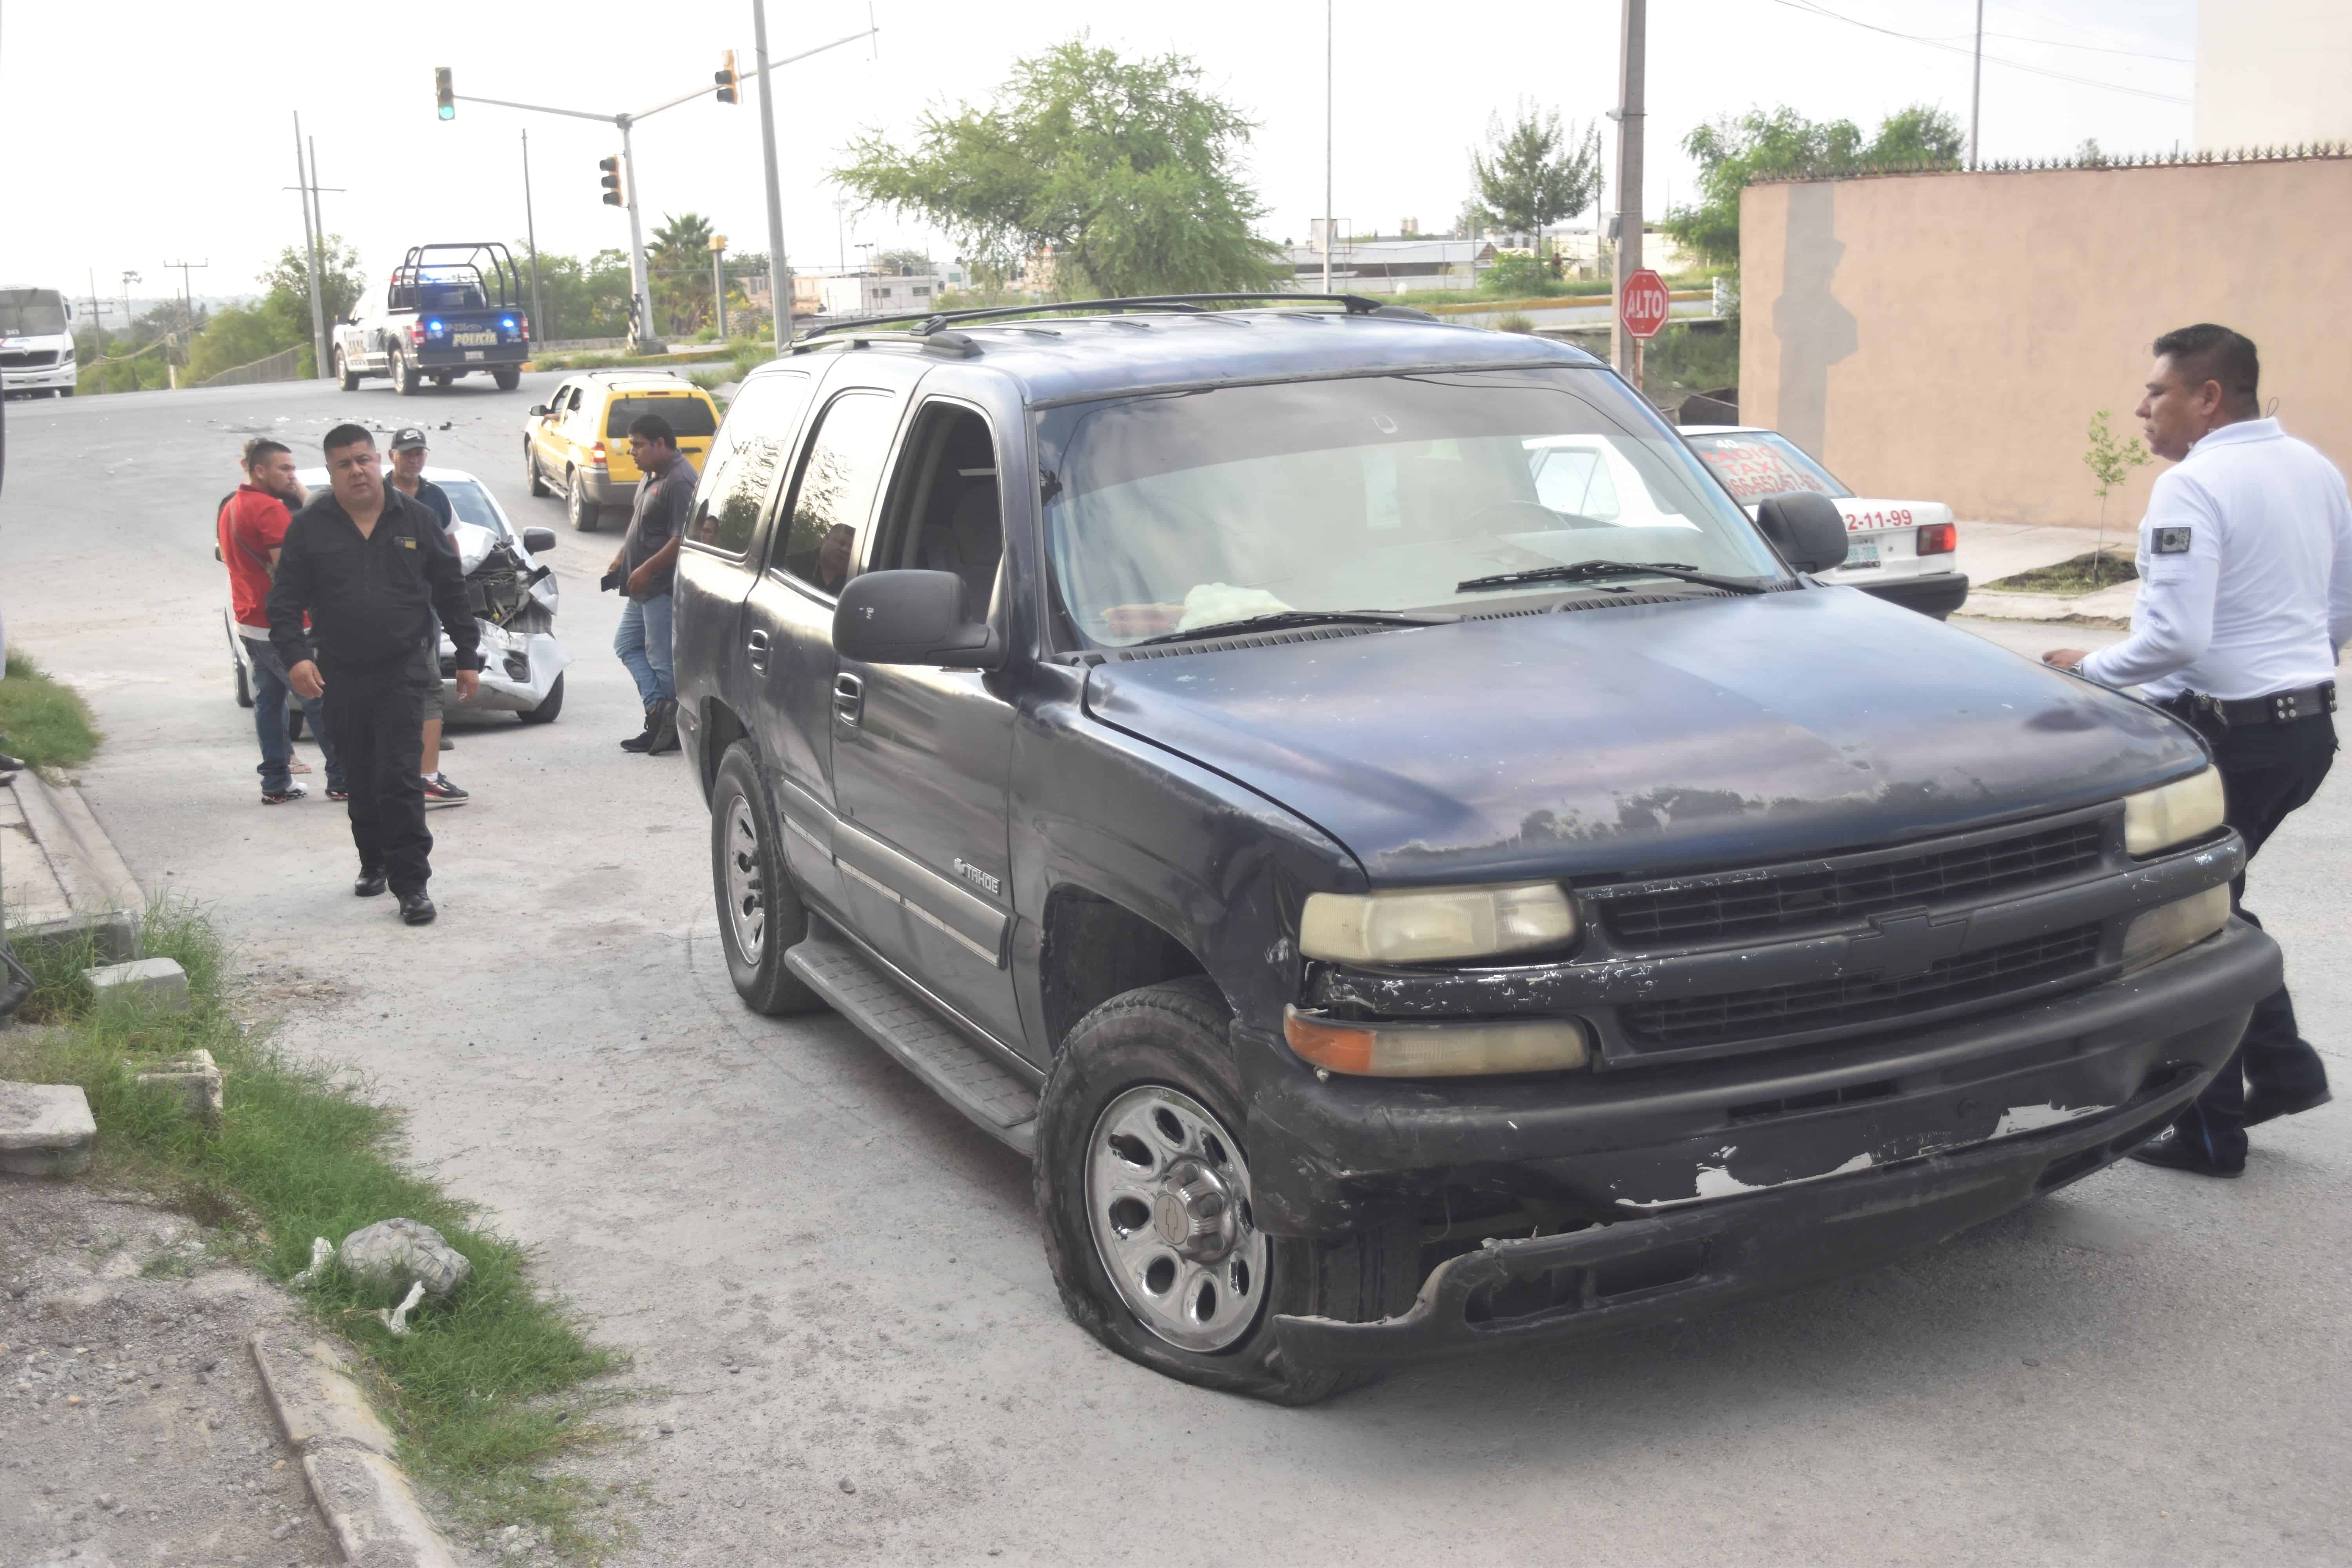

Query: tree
[1469,101,1601,257]
[1662,105,1963,268]
[260,234,367,327]
[834,37,1283,299]
[527,247,634,343]
[651,212,719,335]
[2082,409,2151,586]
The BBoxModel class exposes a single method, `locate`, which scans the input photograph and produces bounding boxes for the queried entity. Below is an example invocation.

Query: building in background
[2198,0,2352,149]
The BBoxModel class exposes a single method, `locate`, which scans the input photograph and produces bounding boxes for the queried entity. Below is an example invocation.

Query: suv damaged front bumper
[1249,918,2278,1368]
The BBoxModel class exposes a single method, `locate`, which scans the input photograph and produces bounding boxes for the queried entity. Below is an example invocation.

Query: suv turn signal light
[1285,1006,1590,1077]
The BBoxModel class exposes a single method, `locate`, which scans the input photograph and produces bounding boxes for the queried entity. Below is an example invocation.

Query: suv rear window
[606,395,718,439]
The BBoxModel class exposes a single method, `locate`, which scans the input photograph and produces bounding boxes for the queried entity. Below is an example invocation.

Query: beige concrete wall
[1739,158,2352,527]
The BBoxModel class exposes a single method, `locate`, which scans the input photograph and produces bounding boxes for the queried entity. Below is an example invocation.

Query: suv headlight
[1299,882,1577,964]
[2123,768,2225,856]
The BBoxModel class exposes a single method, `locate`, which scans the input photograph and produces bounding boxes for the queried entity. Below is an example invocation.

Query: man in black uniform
[267,425,482,925]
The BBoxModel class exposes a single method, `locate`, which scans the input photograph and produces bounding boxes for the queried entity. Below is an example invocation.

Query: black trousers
[320,654,433,895]
[2173,710,2336,1167]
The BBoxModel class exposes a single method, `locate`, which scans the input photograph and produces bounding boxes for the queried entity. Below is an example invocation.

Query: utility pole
[294,113,329,379]
[1323,0,1333,293]
[1968,0,1984,168]
[1610,0,1646,378]
[120,271,140,333]
[163,259,208,336]
[752,0,796,347]
[82,270,116,349]
[710,234,729,338]
[521,128,547,344]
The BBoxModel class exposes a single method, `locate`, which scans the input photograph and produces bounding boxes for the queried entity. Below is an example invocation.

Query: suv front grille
[1624,923,2104,1048]
[1600,819,2105,948]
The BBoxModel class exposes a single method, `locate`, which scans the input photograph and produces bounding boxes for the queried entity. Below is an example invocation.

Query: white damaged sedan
[1681,426,1969,619]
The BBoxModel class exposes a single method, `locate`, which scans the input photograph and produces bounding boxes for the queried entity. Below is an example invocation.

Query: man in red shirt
[219,437,343,802]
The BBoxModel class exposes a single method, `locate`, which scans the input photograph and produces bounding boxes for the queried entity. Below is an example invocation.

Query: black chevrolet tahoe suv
[671,295,2278,1403]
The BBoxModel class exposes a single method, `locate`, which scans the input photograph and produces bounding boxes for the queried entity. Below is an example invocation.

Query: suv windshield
[0,290,68,336]
[1683,429,1853,503]
[1038,367,1788,646]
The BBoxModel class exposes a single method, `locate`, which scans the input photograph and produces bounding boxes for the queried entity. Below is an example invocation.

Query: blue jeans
[614,592,675,708]
[245,633,343,795]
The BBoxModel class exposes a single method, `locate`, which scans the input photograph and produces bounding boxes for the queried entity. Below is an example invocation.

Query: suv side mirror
[1755,491,1851,574]
[834,570,1002,670]
[521,526,558,554]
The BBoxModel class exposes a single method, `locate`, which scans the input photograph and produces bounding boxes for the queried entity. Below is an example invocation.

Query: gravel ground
[0,1177,339,1568]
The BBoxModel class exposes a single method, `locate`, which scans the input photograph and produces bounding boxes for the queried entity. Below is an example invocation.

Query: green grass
[0,651,100,769]
[0,904,628,1558]
[1983,550,2139,595]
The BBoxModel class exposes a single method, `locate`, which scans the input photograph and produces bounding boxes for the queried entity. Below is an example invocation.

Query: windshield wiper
[1454,559,1768,595]
[1129,609,1454,647]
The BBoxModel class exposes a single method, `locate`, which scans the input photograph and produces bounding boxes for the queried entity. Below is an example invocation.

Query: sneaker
[421,772,470,807]
[261,782,310,805]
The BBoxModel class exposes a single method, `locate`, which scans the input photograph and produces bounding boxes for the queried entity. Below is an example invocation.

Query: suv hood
[1083,587,2205,884]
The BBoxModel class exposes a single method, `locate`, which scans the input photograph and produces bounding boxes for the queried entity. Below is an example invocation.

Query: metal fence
[198,346,306,388]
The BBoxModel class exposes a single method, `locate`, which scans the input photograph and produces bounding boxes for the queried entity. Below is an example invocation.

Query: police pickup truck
[334,243,531,396]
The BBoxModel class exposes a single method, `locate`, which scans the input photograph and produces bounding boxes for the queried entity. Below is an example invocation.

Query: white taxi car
[1680,426,1968,618]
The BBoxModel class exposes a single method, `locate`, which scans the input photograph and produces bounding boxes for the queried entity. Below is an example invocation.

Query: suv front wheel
[710,740,824,1015]
[1034,976,1421,1405]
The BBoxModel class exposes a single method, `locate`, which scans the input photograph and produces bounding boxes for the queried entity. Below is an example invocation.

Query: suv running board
[784,927,1041,1156]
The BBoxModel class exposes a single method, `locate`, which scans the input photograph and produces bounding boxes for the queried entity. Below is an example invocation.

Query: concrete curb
[249,1332,463,1568]
[3,768,141,962]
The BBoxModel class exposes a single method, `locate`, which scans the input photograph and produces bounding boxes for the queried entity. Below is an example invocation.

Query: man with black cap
[385,427,470,807]
[268,424,481,925]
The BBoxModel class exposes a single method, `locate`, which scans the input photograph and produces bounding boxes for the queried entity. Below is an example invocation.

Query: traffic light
[599,155,625,208]
[715,51,739,105]
[434,67,455,120]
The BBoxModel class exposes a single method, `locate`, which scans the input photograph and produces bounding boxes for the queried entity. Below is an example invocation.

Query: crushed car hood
[1082,586,2207,884]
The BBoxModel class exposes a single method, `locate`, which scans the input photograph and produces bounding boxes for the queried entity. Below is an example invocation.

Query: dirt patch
[1982,550,2138,595]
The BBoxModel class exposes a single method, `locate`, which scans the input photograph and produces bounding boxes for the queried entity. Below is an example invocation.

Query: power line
[1967,31,2192,65]
[1765,0,2194,104]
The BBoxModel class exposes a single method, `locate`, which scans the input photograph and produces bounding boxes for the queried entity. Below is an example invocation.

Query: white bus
[0,287,77,397]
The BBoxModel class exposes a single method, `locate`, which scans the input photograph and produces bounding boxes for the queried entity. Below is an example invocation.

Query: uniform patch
[2153,526,2192,555]
[398,536,417,549]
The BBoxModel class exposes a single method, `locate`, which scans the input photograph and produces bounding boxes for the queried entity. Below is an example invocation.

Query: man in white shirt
[2046,324,2349,1176]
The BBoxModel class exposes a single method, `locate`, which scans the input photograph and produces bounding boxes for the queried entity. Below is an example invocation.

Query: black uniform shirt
[267,486,483,670]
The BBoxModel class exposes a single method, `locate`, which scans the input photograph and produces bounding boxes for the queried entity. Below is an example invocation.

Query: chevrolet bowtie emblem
[1843,910,1970,979]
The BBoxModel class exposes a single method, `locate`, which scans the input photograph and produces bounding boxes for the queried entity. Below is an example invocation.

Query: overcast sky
[1,0,2196,312]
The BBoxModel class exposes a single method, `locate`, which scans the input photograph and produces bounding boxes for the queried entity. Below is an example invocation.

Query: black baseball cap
[389,427,429,452]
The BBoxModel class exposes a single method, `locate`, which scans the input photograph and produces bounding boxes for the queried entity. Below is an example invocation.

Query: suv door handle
[746,628,769,674]
[833,673,864,725]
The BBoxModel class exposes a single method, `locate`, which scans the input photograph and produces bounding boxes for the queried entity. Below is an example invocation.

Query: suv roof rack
[793,292,1437,347]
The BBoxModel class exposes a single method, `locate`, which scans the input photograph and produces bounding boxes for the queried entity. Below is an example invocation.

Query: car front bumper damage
[1254,918,2279,1368]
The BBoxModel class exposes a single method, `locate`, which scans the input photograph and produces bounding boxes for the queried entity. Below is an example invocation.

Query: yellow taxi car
[522,371,721,531]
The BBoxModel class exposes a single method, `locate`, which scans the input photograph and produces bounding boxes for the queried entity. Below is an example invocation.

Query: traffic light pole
[616,119,657,353]
[1612,0,1646,381]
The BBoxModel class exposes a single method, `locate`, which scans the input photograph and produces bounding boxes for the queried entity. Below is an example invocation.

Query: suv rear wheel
[710,740,824,1015]
[1034,976,1421,1405]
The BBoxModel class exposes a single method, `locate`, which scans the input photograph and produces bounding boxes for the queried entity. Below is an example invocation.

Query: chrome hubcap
[1085,1085,1267,1352]
[723,796,766,960]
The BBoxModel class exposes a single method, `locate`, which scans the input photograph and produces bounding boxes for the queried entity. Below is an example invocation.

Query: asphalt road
[3,379,2347,1567]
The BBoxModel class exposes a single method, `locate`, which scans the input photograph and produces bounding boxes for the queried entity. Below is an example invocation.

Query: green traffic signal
[435,67,455,120]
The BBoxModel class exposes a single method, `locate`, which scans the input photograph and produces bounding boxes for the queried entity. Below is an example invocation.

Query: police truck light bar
[715,51,739,104]
[435,67,455,120]
[599,156,624,207]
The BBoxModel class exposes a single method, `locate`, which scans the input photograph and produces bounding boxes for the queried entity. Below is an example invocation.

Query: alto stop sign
[1619,269,1670,339]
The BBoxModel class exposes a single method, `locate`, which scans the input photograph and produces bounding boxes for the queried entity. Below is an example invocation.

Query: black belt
[2159,681,2336,731]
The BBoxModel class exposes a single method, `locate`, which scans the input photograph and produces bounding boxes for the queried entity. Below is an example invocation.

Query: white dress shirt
[2079,418,2352,701]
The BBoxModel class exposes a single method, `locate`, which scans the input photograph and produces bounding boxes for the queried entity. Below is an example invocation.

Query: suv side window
[871,399,1003,618]
[771,391,899,596]
[688,372,813,557]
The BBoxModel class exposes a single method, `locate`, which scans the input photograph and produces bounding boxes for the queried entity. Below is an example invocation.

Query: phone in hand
[600,568,622,592]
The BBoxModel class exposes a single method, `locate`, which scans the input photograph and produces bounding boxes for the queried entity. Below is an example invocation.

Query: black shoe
[398,891,437,926]
[354,868,388,897]
[2127,1129,2243,1178]
[2243,1085,2331,1128]
[645,699,681,755]
[620,702,662,752]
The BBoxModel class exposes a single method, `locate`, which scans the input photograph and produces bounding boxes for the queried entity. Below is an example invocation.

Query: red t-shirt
[220,485,292,631]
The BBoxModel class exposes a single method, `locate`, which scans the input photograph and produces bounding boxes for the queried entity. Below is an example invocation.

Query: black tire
[1033,977,1422,1405]
[58,387,73,398]
[494,368,521,392]
[334,348,359,392]
[567,471,598,532]
[709,740,825,1015]
[514,671,564,724]
[525,443,550,497]
[392,352,419,397]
